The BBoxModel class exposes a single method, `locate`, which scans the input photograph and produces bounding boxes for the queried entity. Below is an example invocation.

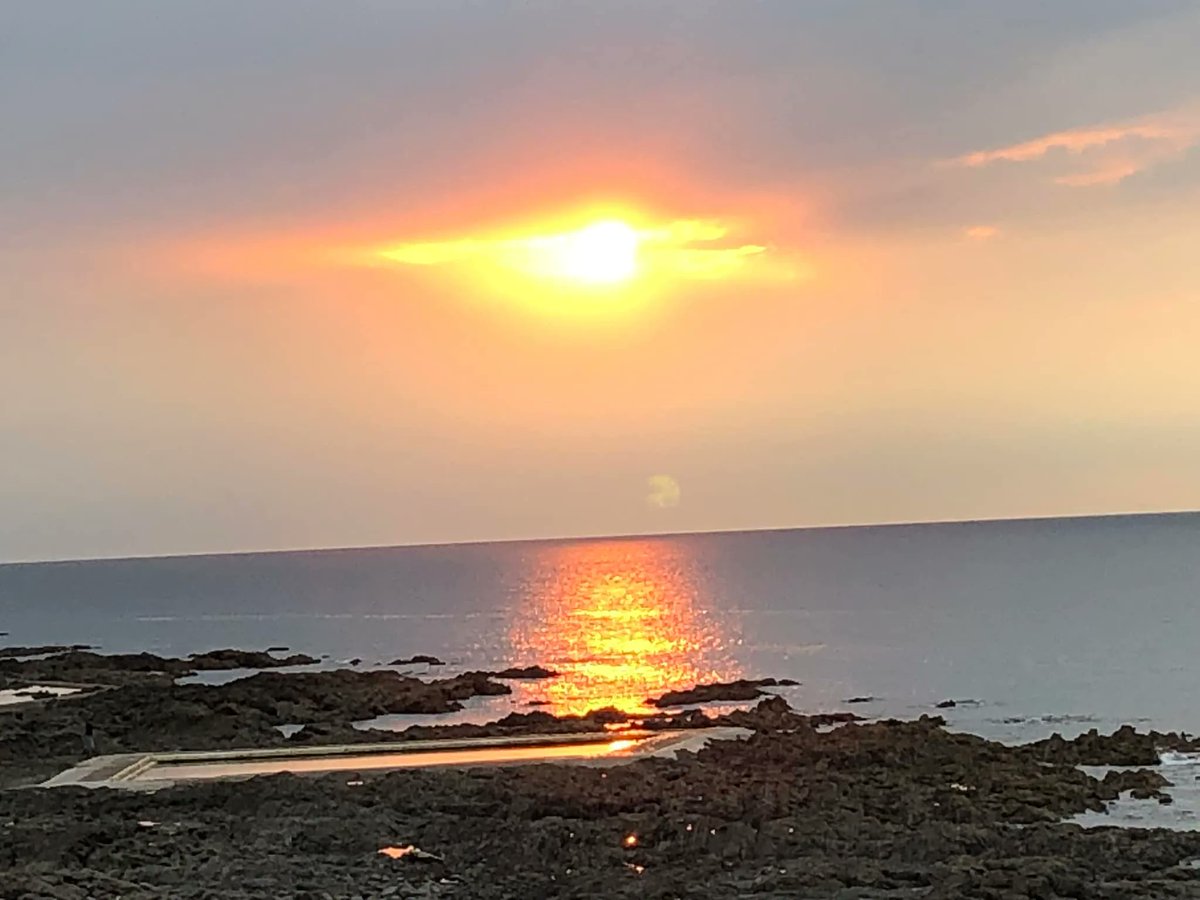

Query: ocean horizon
[6,507,1197,566]
[4,510,1198,744]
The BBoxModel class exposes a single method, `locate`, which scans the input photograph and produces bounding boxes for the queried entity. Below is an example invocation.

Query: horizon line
[3,506,1198,568]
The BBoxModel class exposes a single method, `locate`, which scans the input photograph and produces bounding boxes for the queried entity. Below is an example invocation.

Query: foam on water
[0,685,82,706]
[1071,756,1200,831]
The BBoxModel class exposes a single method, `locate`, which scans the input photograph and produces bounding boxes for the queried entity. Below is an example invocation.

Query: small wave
[1159,751,1200,766]
[994,714,1099,726]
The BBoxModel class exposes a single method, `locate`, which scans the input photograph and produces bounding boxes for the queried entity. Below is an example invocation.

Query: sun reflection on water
[509,539,741,716]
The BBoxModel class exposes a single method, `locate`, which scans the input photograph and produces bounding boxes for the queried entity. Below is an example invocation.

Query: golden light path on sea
[508,538,741,717]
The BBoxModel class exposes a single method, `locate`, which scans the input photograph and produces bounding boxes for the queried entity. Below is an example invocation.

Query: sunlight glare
[541,220,641,285]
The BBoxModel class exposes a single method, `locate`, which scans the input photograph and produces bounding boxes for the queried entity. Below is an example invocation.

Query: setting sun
[369,210,782,302]
[542,219,641,285]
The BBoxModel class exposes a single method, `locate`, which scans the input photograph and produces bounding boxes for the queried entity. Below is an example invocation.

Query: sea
[2,512,1199,748]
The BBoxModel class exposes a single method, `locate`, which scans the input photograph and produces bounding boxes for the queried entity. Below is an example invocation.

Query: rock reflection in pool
[509,538,741,716]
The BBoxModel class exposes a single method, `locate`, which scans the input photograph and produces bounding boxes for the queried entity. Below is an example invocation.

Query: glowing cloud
[646,475,681,509]
[372,215,777,287]
[949,107,1200,187]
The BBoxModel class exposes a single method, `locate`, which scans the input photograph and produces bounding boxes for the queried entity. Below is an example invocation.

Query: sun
[548,220,641,285]
[370,211,782,300]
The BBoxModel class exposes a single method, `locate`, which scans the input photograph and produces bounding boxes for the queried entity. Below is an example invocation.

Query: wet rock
[0,646,317,688]
[845,696,876,704]
[1023,724,1200,766]
[934,699,956,709]
[188,648,319,669]
[491,665,558,679]
[0,644,93,658]
[390,655,446,666]
[1098,768,1172,802]
[712,696,861,733]
[647,678,799,708]
[0,650,192,686]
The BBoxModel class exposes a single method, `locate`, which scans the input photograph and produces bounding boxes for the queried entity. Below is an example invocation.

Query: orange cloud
[950,107,1200,187]
[965,225,1000,240]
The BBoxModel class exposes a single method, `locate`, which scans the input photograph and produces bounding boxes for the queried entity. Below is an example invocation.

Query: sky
[3,1,1200,562]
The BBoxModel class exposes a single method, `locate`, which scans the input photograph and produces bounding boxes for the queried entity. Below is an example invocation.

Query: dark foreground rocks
[6,654,1200,898]
[0,669,514,786]
[6,705,1200,898]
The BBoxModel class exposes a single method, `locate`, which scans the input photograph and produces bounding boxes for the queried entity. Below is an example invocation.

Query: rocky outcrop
[0,644,93,658]
[1022,724,1200,766]
[0,647,317,688]
[647,677,799,708]
[389,654,446,666]
[490,665,558,679]
[0,650,192,687]
[188,649,319,669]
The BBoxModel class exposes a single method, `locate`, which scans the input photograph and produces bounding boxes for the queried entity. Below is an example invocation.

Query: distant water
[2,513,1199,744]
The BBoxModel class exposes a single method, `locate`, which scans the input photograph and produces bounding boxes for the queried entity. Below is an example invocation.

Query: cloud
[965,225,1000,240]
[949,107,1200,186]
[373,216,777,282]
[646,475,681,509]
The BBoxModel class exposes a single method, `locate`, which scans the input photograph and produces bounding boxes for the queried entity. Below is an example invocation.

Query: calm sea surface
[2,513,1198,743]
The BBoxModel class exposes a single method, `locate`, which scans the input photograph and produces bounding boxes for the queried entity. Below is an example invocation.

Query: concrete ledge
[39,727,750,790]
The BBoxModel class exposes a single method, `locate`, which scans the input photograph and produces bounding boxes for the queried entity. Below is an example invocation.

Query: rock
[0,647,317,688]
[349,658,362,666]
[266,645,290,653]
[188,649,319,670]
[7,704,1200,897]
[0,644,93,658]
[526,700,550,707]
[845,696,876,704]
[0,650,194,686]
[935,699,957,708]
[491,665,558,679]
[13,650,1200,900]
[1022,724,1200,766]
[1099,768,1171,801]
[389,655,446,666]
[648,678,799,708]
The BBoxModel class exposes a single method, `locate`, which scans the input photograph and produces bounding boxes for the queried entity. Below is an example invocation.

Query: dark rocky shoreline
[5,649,1200,898]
